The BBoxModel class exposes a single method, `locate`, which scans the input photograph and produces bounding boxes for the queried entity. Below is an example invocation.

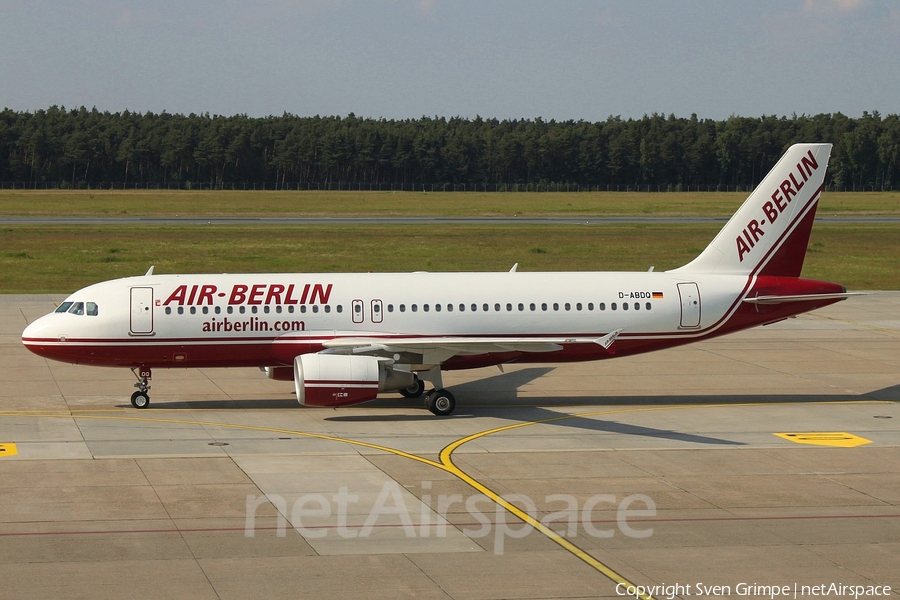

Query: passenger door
[130,287,154,335]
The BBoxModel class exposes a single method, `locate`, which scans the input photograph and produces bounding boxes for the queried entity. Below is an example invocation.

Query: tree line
[1,106,898,191]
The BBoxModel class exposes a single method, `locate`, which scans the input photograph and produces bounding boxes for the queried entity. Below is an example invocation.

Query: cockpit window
[68,302,85,315]
[55,302,74,313]
[86,302,99,316]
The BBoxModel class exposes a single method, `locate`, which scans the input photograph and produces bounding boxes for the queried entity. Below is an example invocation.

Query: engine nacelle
[293,354,415,407]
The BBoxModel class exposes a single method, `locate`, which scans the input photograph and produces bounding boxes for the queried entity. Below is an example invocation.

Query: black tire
[131,391,150,409]
[425,389,455,416]
[399,377,426,399]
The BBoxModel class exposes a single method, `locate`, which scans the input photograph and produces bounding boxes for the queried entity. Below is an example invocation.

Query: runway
[1,293,899,599]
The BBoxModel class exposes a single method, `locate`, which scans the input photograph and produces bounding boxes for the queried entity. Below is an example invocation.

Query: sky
[1,0,898,121]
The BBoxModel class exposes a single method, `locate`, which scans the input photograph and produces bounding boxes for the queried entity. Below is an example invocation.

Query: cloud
[416,0,437,17]
[803,0,870,13]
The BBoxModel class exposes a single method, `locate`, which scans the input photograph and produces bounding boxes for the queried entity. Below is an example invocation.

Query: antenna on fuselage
[145,266,155,276]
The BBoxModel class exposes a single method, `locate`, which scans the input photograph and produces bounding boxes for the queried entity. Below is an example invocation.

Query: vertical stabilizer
[670,143,832,277]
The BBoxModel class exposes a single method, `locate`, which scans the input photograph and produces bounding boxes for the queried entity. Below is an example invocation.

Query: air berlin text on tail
[736,149,820,262]
[160,283,333,306]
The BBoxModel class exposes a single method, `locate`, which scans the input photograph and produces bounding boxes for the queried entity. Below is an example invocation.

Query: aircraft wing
[319,330,622,365]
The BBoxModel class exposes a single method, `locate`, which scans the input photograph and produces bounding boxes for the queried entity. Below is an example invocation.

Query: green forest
[1,107,898,191]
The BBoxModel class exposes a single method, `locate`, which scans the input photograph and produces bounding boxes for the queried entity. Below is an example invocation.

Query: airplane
[22,143,856,416]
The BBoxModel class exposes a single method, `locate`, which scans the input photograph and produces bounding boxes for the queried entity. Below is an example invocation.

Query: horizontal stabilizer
[742,292,866,305]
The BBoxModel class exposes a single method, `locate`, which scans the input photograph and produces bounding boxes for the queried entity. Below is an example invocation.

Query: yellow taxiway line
[0,399,891,599]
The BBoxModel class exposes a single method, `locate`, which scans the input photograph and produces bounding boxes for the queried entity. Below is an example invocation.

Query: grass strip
[1,223,896,293]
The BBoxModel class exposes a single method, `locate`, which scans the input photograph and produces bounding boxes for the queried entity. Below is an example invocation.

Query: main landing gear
[396,375,455,416]
[398,377,426,399]
[130,367,151,409]
[425,389,456,416]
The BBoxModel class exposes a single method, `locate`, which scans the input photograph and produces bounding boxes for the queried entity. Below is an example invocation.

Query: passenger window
[87,302,99,316]
[251,306,258,314]
[612,303,618,310]
[494,303,501,312]
[565,303,571,311]
[483,304,489,312]
[202,306,209,314]
[434,304,441,312]
[68,302,85,315]
[446,304,452,312]
[227,306,234,314]
[337,305,343,313]
[588,303,594,310]
[506,303,513,312]
[165,307,172,315]
[263,306,270,314]
[288,306,294,313]
[312,305,319,313]
[400,304,406,312]
[56,302,74,313]
[215,306,221,314]
[300,306,307,313]
[542,303,547,311]
[459,304,465,312]
[190,306,197,314]
[387,304,394,313]
[646,302,651,310]
[178,307,184,315]
[239,306,246,314]
[576,303,582,311]
[634,302,640,310]
[553,303,559,311]
[530,303,536,311]
[325,305,331,313]
[424,304,430,312]
[599,303,606,311]
[412,304,418,312]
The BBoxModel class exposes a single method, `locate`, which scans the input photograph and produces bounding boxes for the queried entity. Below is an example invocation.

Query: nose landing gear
[130,367,151,409]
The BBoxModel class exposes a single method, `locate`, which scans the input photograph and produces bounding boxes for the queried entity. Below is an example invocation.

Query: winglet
[594,329,623,351]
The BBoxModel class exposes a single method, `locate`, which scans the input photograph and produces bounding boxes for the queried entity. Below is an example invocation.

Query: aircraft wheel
[425,389,455,416]
[131,391,150,409]
[399,377,426,399]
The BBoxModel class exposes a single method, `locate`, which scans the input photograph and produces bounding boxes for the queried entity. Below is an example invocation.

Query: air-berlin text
[736,149,819,262]
[161,283,333,306]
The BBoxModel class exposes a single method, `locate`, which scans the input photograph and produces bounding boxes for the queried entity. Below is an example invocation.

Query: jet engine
[292,354,416,407]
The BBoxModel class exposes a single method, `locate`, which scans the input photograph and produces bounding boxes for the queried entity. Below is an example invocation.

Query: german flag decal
[652,292,664,299]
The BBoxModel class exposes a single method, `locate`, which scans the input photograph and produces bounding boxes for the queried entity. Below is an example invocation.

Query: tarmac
[1,293,898,600]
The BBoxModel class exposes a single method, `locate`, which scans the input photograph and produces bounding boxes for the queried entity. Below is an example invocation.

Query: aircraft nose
[22,314,55,351]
